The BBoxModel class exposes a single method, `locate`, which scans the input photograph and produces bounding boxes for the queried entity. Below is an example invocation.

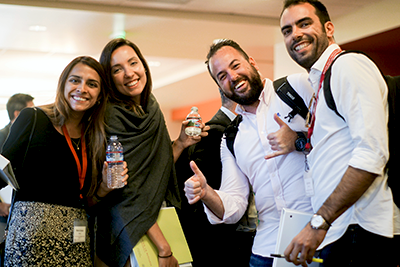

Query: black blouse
[1,108,91,208]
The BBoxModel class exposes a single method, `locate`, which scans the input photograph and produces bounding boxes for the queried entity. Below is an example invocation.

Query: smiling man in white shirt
[279,1,400,266]
[184,39,314,267]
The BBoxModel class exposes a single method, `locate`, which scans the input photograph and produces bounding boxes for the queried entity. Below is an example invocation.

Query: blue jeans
[319,224,397,267]
[249,253,273,267]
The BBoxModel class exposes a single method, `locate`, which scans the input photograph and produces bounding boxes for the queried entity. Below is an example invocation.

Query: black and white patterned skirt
[4,201,92,266]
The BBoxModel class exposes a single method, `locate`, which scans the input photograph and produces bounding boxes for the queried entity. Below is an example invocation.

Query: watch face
[312,215,323,227]
[295,137,307,151]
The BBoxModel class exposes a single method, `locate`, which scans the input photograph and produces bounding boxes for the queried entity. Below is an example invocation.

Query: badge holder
[73,219,87,243]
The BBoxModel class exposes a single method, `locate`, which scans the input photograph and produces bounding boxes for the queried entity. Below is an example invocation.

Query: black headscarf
[96,94,181,266]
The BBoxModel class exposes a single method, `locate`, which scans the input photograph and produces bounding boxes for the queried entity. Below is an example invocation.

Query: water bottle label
[106,151,124,162]
[187,118,201,128]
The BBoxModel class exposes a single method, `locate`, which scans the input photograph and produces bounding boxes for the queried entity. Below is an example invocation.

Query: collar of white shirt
[220,106,236,121]
[309,43,340,90]
[234,78,273,115]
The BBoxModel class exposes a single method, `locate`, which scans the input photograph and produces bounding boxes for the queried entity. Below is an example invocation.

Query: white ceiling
[0,0,383,128]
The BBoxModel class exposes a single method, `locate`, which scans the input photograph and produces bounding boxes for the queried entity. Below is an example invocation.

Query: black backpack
[224,76,308,157]
[323,50,400,206]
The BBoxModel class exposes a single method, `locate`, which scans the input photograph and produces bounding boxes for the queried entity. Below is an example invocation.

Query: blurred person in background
[0,93,34,265]
[0,93,34,151]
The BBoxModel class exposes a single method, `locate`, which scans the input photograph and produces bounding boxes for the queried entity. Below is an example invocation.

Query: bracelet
[93,192,104,202]
[158,252,173,258]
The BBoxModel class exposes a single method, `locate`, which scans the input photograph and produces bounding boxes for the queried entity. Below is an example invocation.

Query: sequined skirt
[4,201,92,267]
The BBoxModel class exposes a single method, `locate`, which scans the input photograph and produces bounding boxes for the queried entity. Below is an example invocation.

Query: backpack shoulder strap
[323,50,372,121]
[223,114,243,157]
[385,75,399,184]
[323,50,400,205]
[273,76,309,122]
[384,75,400,117]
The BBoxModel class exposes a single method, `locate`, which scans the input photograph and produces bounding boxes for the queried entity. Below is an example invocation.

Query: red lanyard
[62,125,87,198]
[306,48,342,149]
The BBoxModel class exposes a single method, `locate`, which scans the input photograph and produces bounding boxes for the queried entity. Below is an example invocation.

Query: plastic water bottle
[106,135,124,189]
[185,106,202,137]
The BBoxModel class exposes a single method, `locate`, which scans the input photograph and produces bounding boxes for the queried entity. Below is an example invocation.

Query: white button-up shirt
[204,74,314,257]
[307,44,400,249]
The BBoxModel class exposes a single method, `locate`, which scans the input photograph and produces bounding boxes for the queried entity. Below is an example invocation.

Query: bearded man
[184,39,314,267]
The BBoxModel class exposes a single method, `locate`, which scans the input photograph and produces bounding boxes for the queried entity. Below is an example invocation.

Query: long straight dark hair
[100,38,152,113]
[41,56,108,196]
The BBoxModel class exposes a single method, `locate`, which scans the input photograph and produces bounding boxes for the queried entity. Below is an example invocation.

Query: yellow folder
[133,207,192,266]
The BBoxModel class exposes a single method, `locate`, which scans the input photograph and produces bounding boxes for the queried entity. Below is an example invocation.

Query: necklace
[71,138,81,150]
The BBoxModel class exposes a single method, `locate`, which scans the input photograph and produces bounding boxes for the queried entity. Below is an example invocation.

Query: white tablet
[273,208,321,267]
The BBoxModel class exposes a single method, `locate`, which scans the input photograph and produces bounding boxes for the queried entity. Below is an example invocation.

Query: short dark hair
[281,0,331,25]
[6,93,34,121]
[205,39,250,80]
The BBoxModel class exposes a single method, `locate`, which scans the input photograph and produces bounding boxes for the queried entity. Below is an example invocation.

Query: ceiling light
[127,0,191,3]
[110,14,126,39]
[29,25,47,32]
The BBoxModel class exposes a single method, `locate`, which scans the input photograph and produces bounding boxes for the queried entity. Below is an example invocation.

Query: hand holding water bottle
[93,136,129,202]
[103,161,128,188]
[185,107,202,136]
[93,160,128,203]
[171,107,210,161]
[106,135,127,189]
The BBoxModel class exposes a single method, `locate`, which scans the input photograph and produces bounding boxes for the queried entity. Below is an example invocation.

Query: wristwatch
[295,131,307,152]
[310,214,331,230]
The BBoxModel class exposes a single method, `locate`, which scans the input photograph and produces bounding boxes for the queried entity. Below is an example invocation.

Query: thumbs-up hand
[265,113,297,160]
[184,161,208,204]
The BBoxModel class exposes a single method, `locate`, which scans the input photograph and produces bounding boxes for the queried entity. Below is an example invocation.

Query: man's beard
[228,66,264,106]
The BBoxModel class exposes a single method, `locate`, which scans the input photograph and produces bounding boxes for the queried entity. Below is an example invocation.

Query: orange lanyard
[62,125,87,198]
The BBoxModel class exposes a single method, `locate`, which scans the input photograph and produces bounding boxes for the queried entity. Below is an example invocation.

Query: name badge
[304,169,315,197]
[73,219,87,243]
